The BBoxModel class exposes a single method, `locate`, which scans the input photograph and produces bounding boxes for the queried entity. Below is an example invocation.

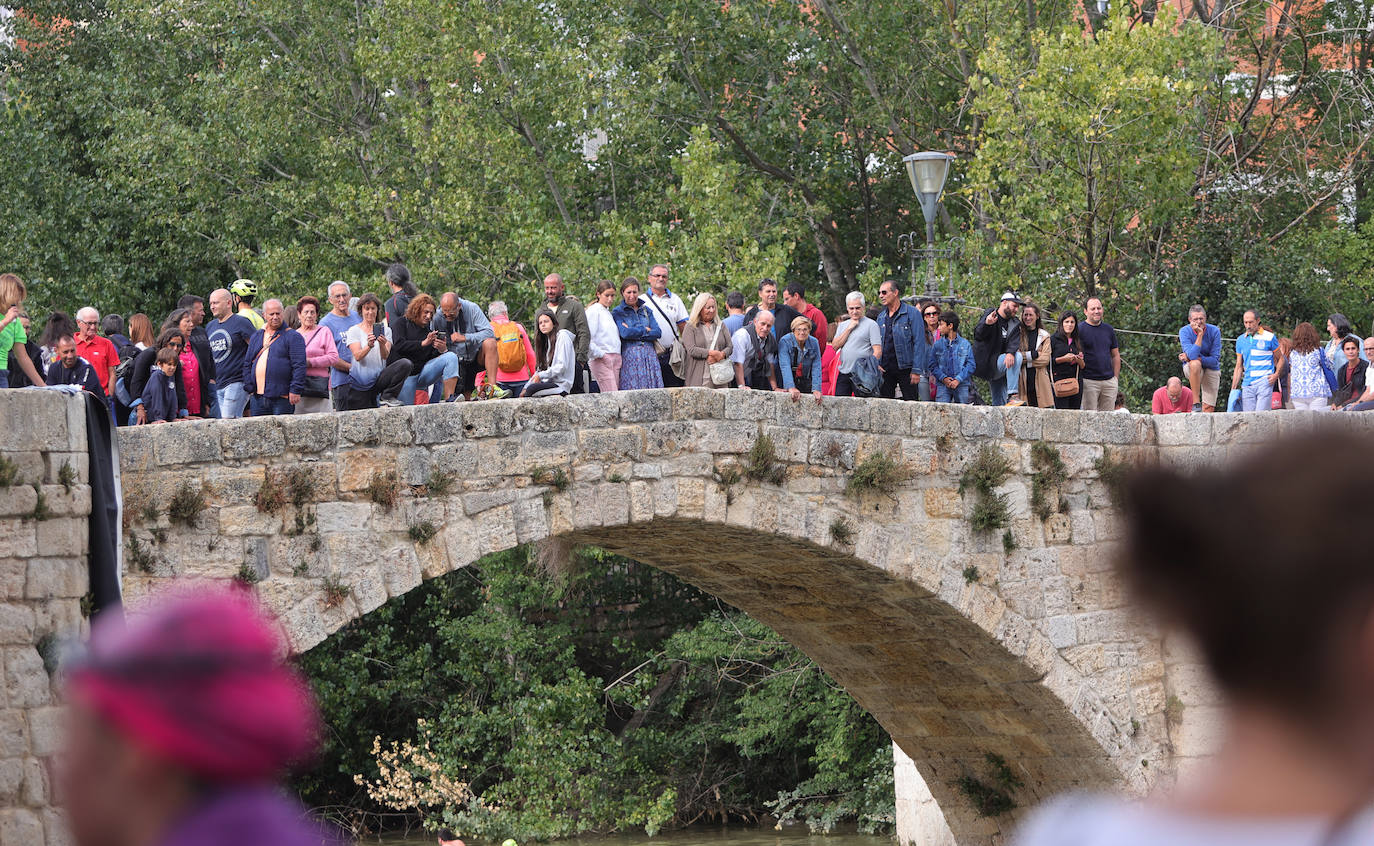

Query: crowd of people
[2,265,1372,420]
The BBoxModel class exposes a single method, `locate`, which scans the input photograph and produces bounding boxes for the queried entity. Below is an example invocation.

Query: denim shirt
[778,334,822,392]
[612,301,663,343]
[875,302,929,374]
[932,334,974,384]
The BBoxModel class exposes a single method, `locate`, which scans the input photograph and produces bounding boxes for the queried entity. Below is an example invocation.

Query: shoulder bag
[1053,364,1080,398]
[708,323,734,386]
[300,326,331,398]
[647,294,686,378]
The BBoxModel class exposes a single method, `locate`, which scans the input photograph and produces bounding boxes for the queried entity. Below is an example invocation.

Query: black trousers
[880,367,920,400]
[658,352,685,388]
[835,372,855,397]
[344,360,412,409]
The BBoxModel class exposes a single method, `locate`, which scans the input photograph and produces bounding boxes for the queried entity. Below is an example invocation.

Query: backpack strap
[646,294,680,340]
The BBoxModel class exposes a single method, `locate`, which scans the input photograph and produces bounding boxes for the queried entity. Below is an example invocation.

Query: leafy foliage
[295,546,893,839]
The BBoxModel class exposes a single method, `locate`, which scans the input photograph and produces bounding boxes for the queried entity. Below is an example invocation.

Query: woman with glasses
[918,300,941,400]
[127,328,188,425]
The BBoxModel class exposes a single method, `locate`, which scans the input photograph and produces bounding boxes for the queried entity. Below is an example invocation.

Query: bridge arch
[115,389,1204,843]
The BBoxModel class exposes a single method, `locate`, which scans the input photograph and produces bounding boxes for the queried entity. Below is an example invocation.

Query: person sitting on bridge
[1150,377,1193,415]
[60,586,345,846]
[1178,305,1221,412]
[1013,430,1374,845]
[46,334,105,397]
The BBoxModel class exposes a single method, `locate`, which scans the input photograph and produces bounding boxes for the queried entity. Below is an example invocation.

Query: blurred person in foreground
[60,587,344,846]
[1014,431,1374,845]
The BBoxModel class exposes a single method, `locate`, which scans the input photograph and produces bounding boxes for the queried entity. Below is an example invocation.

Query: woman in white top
[343,293,411,408]
[832,291,881,397]
[1014,432,1374,846]
[522,309,575,397]
[585,280,622,392]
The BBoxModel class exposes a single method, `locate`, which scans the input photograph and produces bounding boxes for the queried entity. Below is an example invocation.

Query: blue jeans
[249,395,294,416]
[988,351,1023,405]
[401,352,460,405]
[937,382,970,403]
[1241,378,1274,412]
[0,370,8,388]
[218,382,249,418]
[204,381,220,418]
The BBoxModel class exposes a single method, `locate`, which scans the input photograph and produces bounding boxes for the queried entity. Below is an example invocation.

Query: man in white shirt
[643,263,688,387]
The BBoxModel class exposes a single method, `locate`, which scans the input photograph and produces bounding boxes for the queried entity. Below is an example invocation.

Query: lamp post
[897,151,962,304]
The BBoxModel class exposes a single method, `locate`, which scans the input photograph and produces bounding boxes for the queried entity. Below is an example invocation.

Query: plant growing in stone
[954,753,1022,817]
[149,526,168,545]
[255,474,287,514]
[425,467,455,496]
[0,454,17,488]
[309,534,323,553]
[959,445,1011,496]
[1094,451,1132,509]
[713,463,743,505]
[1029,441,1067,522]
[408,521,439,544]
[368,470,401,512]
[969,493,1010,532]
[234,563,261,586]
[167,481,206,527]
[963,565,980,585]
[846,453,909,496]
[287,466,319,509]
[1002,529,1016,554]
[829,517,854,546]
[531,465,570,492]
[322,574,351,608]
[58,461,77,492]
[30,482,50,521]
[744,433,785,485]
[607,472,627,484]
[126,534,157,573]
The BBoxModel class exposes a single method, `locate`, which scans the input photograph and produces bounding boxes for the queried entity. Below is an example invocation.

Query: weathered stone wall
[0,391,92,846]
[110,389,1269,844]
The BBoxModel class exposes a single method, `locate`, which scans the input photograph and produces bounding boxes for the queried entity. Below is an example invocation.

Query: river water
[374,826,894,846]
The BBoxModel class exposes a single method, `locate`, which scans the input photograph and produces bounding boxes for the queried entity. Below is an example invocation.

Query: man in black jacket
[972,292,1025,407]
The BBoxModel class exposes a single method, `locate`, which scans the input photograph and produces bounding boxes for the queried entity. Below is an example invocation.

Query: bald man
[432,291,500,399]
[242,299,306,415]
[1151,376,1194,415]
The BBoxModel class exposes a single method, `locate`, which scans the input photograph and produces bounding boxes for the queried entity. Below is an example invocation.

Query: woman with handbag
[1288,322,1333,411]
[295,296,338,414]
[681,293,735,389]
[1020,301,1054,408]
[1050,312,1084,410]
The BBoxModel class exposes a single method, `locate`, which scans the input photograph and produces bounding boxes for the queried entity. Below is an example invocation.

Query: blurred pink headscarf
[67,585,320,783]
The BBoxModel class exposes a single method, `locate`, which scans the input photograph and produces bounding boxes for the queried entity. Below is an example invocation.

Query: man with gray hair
[320,281,359,411]
[74,306,120,409]
[730,310,778,390]
[1177,304,1221,412]
[832,292,882,397]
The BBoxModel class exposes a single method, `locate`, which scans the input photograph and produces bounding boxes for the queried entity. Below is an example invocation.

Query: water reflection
[375,826,894,846]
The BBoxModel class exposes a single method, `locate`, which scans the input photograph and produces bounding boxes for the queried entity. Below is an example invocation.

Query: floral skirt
[620,341,664,390]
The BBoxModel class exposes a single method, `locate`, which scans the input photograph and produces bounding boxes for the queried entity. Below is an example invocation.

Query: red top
[76,334,120,395]
[1151,385,1193,414]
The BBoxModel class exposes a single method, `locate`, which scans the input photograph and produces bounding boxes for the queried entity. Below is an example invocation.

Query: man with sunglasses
[874,280,927,400]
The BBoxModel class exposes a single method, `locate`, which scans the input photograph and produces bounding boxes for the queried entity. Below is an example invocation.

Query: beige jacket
[681,321,734,388]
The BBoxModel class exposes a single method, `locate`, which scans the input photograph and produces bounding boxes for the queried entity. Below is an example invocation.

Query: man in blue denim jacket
[875,280,930,400]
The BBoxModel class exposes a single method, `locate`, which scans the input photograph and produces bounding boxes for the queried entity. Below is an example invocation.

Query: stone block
[869,401,914,436]
[4,648,49,708]
[337,448,397,493]
[923,488,963,519]
[578,427,644,462]
[1041,410,1081,442]
[695,420,761,455]
[513,399,580,432]
[0,521,36,560]
[0,604,34,648]
[563,393,620,428]
[219,419,283,462]
[0,485,38,519]
[809,432,858,469]
[25,558,86,600]
[44,452,88,486]
[618,389,672,423]
[0,807,43,846]
[643,422,695,457]
[1213,412,1280,444]
[821,398,869,432]
[670,387,726,420]
[22,756,46,806]
[960,407,1001,438]
[201,466,265,506]
[280,413,340,453]
[217,505,282,536]
[723,388,778,421]
[0,710,25,758]
[779,395,824,428]
[411,403,466,444]
[0,392,69,452]
[381,548,423,598]
[1069,509,1096,545]
[1045,614,1077,648]
[1001,406,1043,441]
[762,425,808,463]
[34,518,85,558]
[35,484,90,519]
[1077,412,1138,444]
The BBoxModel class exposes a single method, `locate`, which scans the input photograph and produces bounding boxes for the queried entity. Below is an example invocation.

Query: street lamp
[898,151,961,303]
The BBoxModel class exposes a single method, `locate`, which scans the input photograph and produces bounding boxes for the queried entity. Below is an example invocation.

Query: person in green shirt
[0,274,46,389]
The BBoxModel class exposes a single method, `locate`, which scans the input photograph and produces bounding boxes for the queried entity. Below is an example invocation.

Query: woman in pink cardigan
[295,296,339,414]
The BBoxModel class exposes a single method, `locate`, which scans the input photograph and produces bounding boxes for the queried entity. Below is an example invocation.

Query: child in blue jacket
[931,310,974,404]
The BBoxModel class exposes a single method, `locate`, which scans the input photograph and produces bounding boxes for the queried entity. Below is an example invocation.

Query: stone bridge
[5,389,1309,845]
